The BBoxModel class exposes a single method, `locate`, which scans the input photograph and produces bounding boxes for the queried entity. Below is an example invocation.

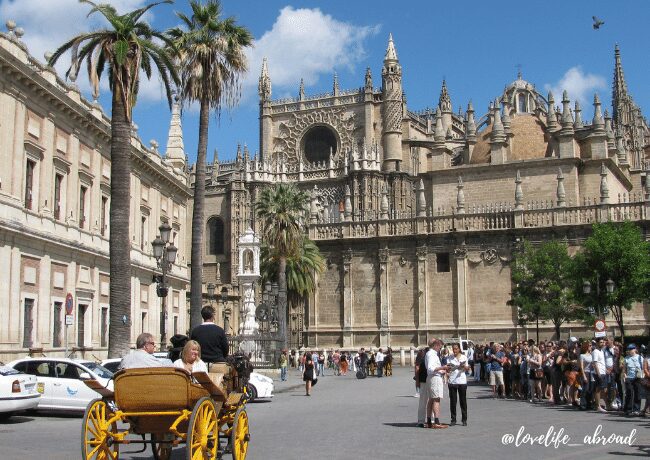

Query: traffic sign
[594,331,606,338]
[65,314,74,326]
[594,319,607,332]
[65,293,74,315]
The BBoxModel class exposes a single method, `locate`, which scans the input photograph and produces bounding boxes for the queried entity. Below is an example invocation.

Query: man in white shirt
[120,332,164,369]
[376,348,385,377]
[591,339,607,413]
[603,337,617,410]
[425,339,449,428]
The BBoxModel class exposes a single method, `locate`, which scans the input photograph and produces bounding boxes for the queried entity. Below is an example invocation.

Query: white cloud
[243,6,379,101]
[544,67,607,106]
[0,0,169,103]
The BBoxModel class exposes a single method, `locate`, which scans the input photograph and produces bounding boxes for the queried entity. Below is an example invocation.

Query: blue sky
[1,0,648,164]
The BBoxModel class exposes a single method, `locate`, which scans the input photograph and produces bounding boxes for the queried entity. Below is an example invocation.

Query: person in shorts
[490,343,506,398]
[425,339,449,429]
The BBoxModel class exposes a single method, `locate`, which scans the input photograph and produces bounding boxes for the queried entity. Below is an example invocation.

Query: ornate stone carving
[378,248,390,264]
[454,246,467,259]
[482,248,498,264]
[342,248,353,264]
[398,256,407,266]
[273,108,356,166]
[416,245,427,260]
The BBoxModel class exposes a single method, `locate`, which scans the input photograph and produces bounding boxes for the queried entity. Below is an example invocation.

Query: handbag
[311,377,318,387]
[534,368,544,379]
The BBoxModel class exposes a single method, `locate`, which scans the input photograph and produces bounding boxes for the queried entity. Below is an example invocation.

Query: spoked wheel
[152,433,173,460]
[187,397,218,460]
[230,407,250,460]
[81,398,119,460]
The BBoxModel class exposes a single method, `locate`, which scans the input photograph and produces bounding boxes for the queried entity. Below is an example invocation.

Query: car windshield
[82,362,114,379]
[0,365,19,376]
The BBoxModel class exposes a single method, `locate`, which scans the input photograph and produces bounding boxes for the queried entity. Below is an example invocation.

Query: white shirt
[376,351,385,363]
[466,347,474,362]
[425,349,443,378]
[592,348,606,375]
[603,347,615,369]
[173,359,208,373]
[447,354,468,385]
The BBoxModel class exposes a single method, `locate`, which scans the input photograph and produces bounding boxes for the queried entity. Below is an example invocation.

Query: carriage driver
[190,306,229,369]
[120,332,165,369]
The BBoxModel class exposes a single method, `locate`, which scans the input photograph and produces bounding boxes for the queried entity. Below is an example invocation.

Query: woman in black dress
[303,353,315,396]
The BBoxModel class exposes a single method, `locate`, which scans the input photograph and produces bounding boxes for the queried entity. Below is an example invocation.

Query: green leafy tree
[256,184,310,349]
[574,222,650,343]
[49,0,178,357]
[167,0,253,329]
[510,240,578,341]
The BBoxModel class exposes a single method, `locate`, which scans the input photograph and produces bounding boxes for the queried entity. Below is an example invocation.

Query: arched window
[518,93,528,113]
[206,217,224,255]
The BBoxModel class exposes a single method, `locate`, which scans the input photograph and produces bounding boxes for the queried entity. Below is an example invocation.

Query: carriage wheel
[187,397,218,460]
[152,433,173,460]
[81,398,119,460]
[230,407,250,460]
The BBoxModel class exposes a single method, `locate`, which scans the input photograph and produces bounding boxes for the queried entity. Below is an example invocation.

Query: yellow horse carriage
[81,361,250,460]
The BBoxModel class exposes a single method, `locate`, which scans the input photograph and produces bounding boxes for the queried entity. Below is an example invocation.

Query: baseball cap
[569,337,578,342]
[626,343,637,350]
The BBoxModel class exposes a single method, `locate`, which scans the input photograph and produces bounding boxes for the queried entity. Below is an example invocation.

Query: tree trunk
[278,256,288,350]
[614,306,626,344]
[107,89,132,358]
[554,321,561,340]
[190,96,210,330]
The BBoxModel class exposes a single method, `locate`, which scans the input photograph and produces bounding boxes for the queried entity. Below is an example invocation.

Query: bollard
[399,347,405,367]
[409,347,415,366]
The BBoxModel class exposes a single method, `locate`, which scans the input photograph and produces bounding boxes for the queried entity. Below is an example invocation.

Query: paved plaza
[0,366,647,459]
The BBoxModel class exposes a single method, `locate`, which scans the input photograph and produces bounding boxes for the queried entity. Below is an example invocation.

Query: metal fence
[228,335,282,369]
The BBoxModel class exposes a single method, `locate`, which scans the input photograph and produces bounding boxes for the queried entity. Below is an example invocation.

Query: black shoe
[450,421,457,426]
[462,421,467,426]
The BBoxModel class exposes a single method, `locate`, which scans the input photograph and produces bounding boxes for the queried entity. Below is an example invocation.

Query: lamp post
[221,286,230,335]
[152,222,177,350]
[207,283,216,307]
[582,273,614,318]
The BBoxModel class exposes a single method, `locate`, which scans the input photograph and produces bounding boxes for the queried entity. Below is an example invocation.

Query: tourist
[415,345,429,427]
[579,341,594,410]
[120,332,163,369]
[466,343,475,378]
[490,343,505,399]
[551,342,567,405]
[317,351,325,377]
[279,349,288,381]
[332,349,341,376]
[376,348,385,378]
[527,345,543,403]
[519,344,529,399]
[473,345,482,382]
[447,343,469,426]
[509,344,522,399]
[622,344,643,416]
[592,338,608,412]
[359,348,368,375]
[303,353,316,396]
[603,337,617,410]
[541,342,553,400]
[174,340,208,373]
[425,339,448,429]
[565,339,581,407]
[340,351,349,375]
[190,306,229,368]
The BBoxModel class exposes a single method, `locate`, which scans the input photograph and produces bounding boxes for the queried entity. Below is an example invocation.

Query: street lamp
[207,283,216,306]
[152,222,177,349]
[582,274,614,317]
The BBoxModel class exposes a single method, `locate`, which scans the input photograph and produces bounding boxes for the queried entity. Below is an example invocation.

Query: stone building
[0,25,190,361]
[198,36,649,348]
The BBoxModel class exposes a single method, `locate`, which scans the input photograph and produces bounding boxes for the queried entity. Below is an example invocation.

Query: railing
[228,335,282,369]
[309,199,649,241]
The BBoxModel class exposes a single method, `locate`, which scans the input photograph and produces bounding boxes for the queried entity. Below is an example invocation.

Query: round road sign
[65,293,74,315]
[594,319,607,332]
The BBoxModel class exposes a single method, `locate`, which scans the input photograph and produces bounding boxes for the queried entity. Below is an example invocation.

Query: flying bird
[592,16,605,30]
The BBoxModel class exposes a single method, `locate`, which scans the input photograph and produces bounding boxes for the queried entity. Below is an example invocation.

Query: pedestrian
[473,346,482,382]
[592,338,608,412]
[340,352,349,375]
[189,306,229,369]
[622,344,643,416]
[603,337,617,410]
[279,349,288,381]
[415,346,429,427]
[376,348,385,377]
[490,343,505,399]
[303,353,316,396]
[447,343,469,426]
[578,341,594,410]
[317,351,325,377]
[466,344,475,378]
[425,339,449,429]
[527,345,543,403]
[359,348,368,375]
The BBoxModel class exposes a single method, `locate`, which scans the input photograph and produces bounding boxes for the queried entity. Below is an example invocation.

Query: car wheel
[0,412,13,421]
[247,384,258,402]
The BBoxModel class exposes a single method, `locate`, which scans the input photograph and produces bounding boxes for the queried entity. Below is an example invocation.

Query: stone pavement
[0,366,647,459]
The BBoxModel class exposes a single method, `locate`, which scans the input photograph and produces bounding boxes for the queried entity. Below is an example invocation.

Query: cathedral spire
[365,67,373,92]
[333,72,339,96]
[165,94,185,168]
[612,44,629,123]
[258,57,272,102]
[299,78,305,100]
[546,92,558,130]
[384,33,398,63]
[438,79,452,113]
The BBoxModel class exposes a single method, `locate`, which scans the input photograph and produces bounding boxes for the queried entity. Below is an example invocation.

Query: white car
[247,372,273,401]
[101,356,173,373]
[7,358,114,412]
[0,364,40,419]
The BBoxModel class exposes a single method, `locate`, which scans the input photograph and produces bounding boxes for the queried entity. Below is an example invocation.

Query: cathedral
[200,35,649,349]
[0,25,648,360]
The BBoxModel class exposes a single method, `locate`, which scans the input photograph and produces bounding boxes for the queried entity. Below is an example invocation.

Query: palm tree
[49,0,178,357]
[167,0,252,330]
[261,236,325,343]
[256,184,310,349]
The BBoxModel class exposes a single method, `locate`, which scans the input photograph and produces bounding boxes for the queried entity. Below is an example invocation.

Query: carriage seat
[114,367,209,411]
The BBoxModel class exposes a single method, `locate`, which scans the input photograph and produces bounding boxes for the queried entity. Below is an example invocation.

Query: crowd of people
[413,336,650,429]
